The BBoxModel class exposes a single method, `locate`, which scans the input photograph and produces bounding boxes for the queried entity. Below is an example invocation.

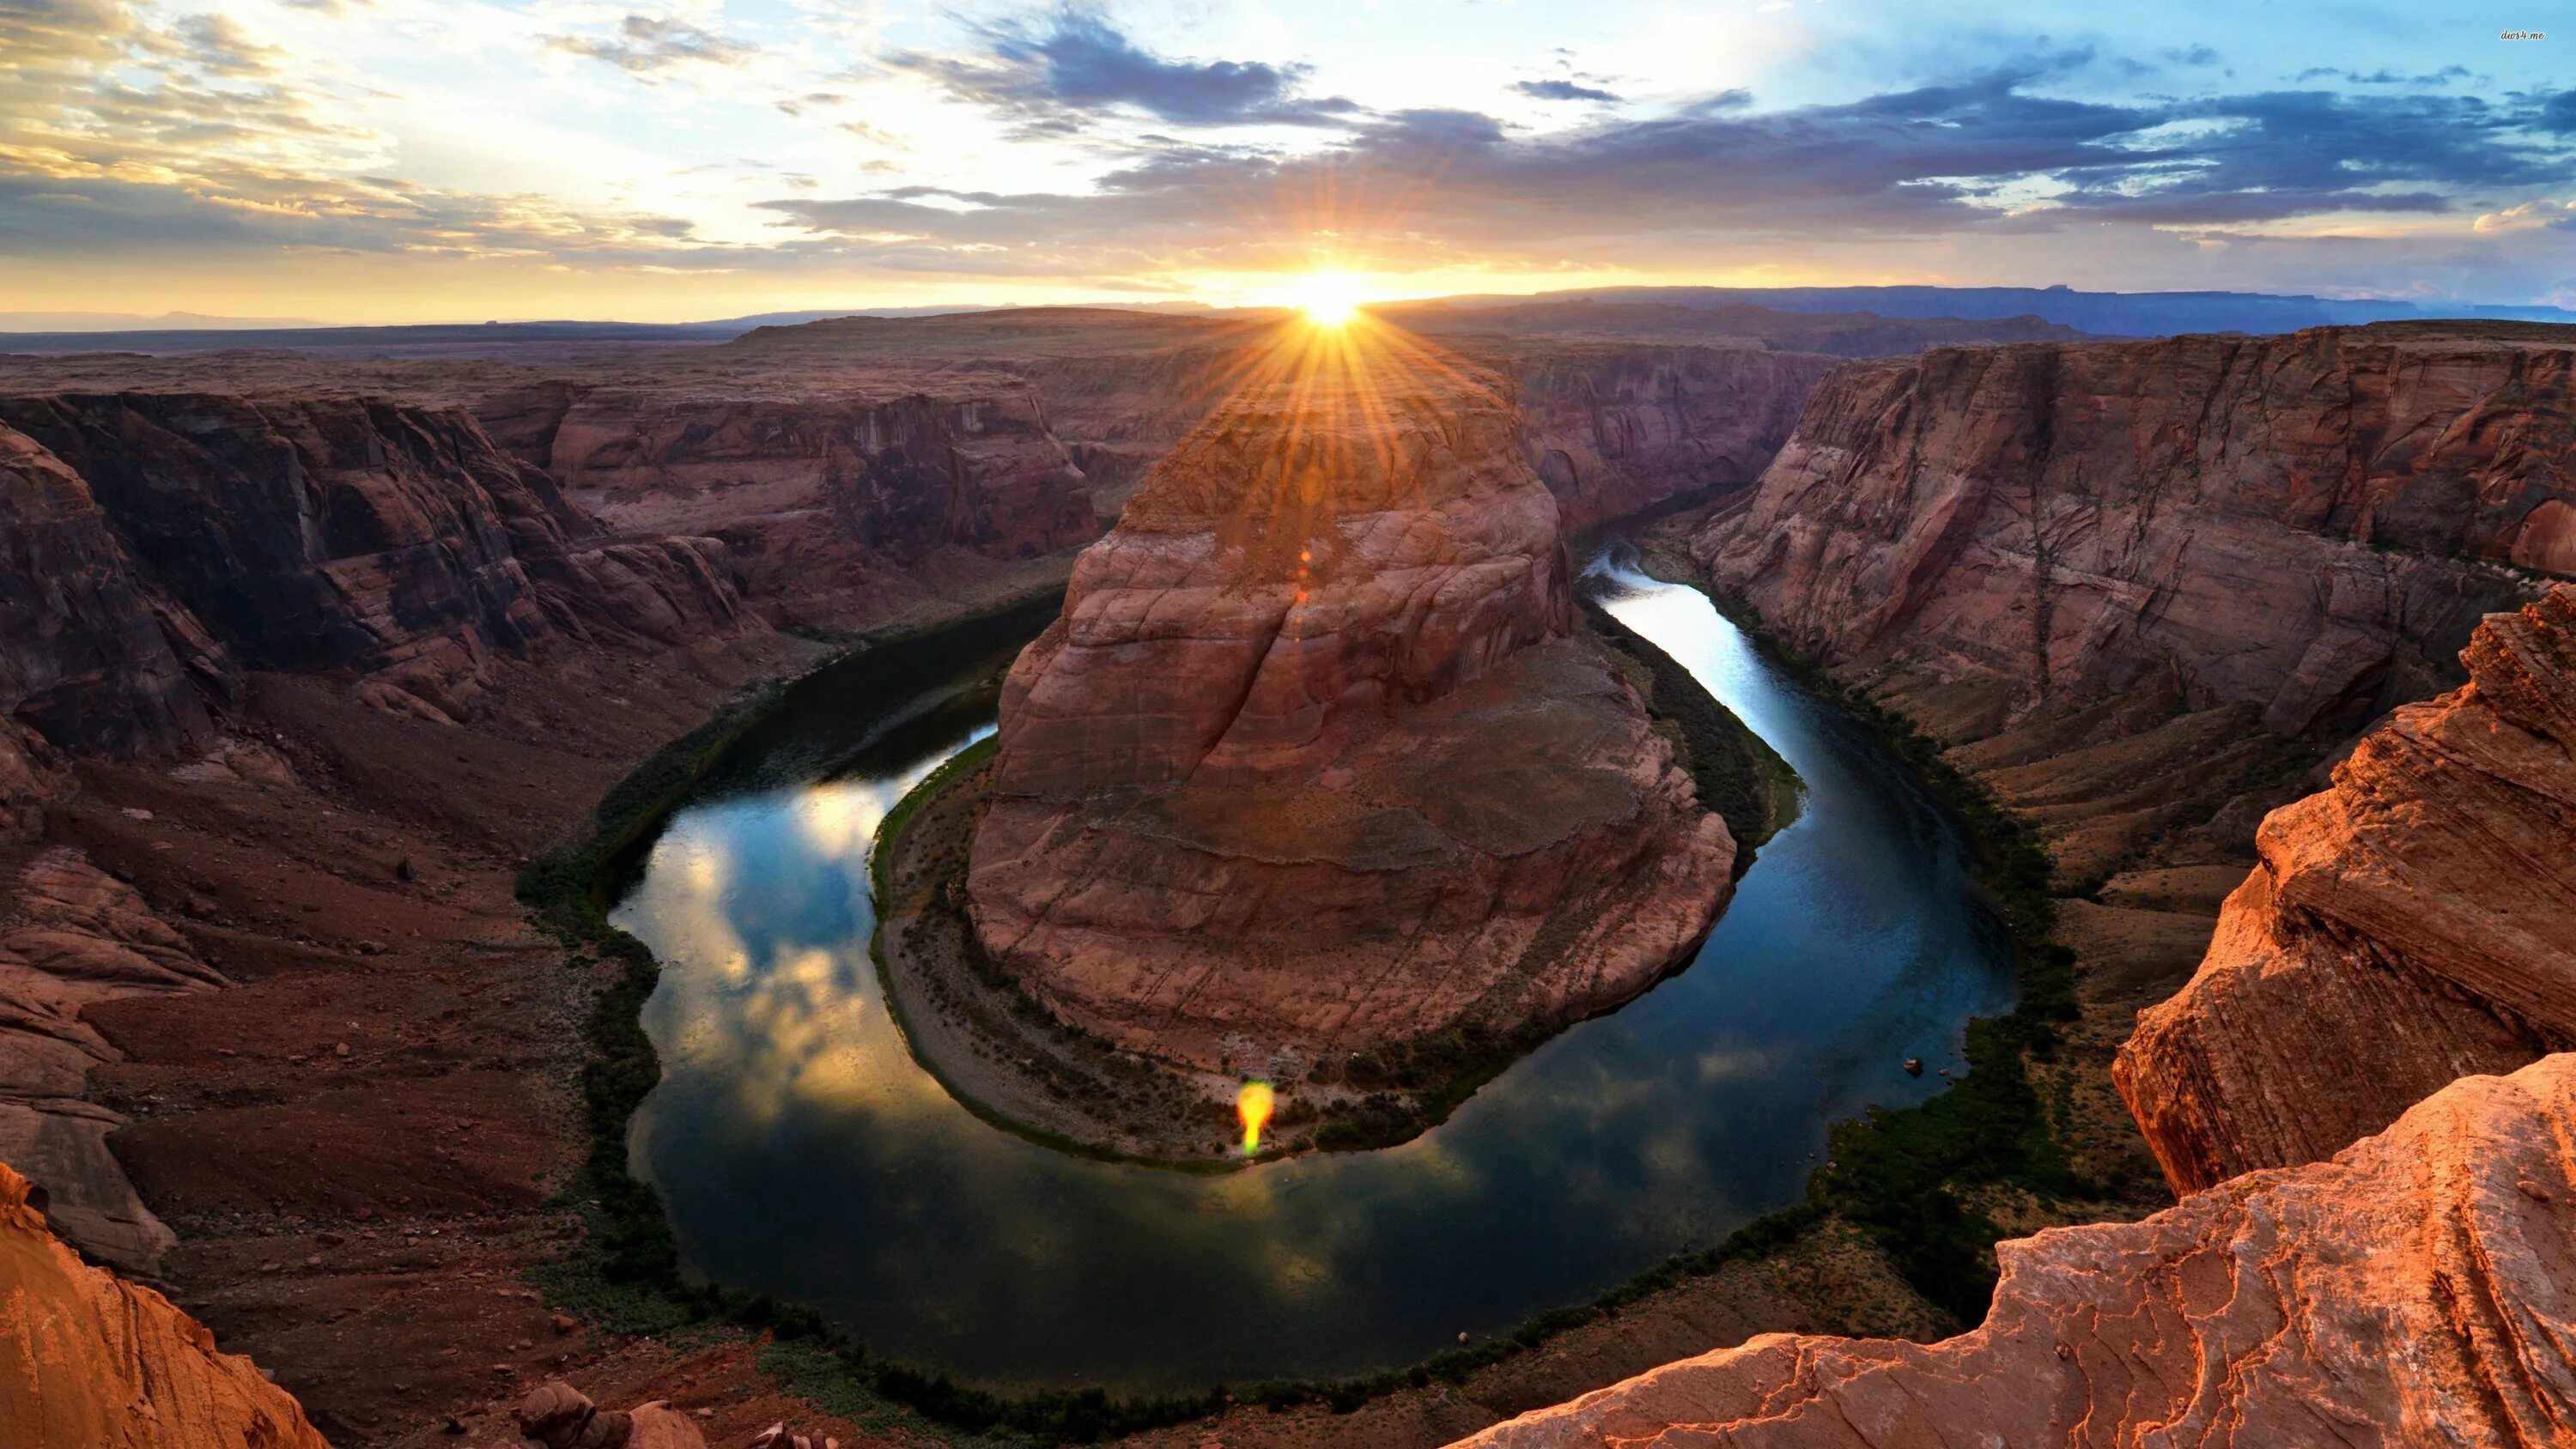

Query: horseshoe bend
[951,361,1741,1104]
[9,17,2576,1439]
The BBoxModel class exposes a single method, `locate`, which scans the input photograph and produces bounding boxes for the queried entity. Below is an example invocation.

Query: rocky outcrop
[1695,327,2571,743]
[0,424,220,755]
[1507,347,1835,533]
[486,386,1095,627]
[0,1157,327,1449]
[0,393,745,728]
[515,1380,704,1449]
[2115,587,2576,1193]
[0,847,228,1275]
[966,361,1735,1073]
[1456,1052,2576,1449]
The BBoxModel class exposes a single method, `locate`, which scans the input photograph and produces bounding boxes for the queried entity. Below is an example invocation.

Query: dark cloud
[2295,64,2472,85]
[547,15,756,78]
[1516,79,1620,103]
[884,4,1360,131]
[2540,89,2576,135]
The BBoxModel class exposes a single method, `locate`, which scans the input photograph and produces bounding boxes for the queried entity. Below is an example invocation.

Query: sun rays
[1135,300,1514,593]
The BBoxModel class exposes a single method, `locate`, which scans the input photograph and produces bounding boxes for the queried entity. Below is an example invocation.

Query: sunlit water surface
[611,550,2014,1392]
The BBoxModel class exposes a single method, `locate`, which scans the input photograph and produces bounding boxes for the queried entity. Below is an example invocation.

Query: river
[607,547,2014,1393]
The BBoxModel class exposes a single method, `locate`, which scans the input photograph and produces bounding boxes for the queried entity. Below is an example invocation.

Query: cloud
[1516,79,1620,103]
[2475,198,2576,233]
[547,15,757,79]
[884,4,1361,131]
[0,0,725,264]
[2294,64,2471,86]
[762,59,2576,276]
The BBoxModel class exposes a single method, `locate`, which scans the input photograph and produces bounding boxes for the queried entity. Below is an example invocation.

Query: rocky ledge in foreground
[1458,1051,2576,1449]
[0,1157,327,1449]
[2115,585,2576,1192]
[963,361,1736,1087]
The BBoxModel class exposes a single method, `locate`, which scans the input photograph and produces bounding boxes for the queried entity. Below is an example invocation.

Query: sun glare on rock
[1294,272,1365,327]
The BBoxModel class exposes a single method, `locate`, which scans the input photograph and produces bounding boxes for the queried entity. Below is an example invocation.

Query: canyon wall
[1020,335,1834,535]
[1505,346,1836,533]
[966,363,1734,1073]
[1459,585,2576,1449]
[1695,327,2570,743]
[1459,1052,2576,1449]
[0,1157,329,1449]
[2115,587,2576,1192]
[0,392,745,735]
[0,424,217,755]
[476,383,1097,627]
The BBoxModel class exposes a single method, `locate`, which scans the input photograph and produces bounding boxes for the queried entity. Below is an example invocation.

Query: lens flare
[1236,1079,1275,1156]
[1293,271,1365,327]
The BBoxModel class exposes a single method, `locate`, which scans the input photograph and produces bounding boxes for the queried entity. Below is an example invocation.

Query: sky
[1,0,2571,324]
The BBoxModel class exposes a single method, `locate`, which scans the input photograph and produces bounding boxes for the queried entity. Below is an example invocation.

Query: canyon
[3,312,2573,1449]
[1462,587,2576,1448]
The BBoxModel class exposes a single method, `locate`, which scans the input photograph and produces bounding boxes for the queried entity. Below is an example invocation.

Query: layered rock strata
[0,424,219,755]
[0,393,744,734]
[2115,587,2576,1192]
[1457,1052,2576,1449]
[0,847,227,1274]
[478,385,1096,627]
[0,1157,327,1449]
[1696,327,2570,743]
[1507,347,1835,532]
[966,364,1735,1072]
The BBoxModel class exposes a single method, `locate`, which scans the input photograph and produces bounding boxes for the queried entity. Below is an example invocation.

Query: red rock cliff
[2114,586,2576,1193]
[0,393,744,730]
[0,424,220,755]
[0,1157,329,1449]
[1508,346,1836,533]
[1455,1052,2576,1449]
[1694,326,2572,741]
[482,384,1096,627]
[966,361,1735,1073]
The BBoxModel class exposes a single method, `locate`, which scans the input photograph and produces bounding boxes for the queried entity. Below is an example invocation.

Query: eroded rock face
[967,365,1734,1071]
[492,387,1095,627]
[1694,327,2571,743]
[1510,347,1835,533]
[1456,1052,2576,1449]
[0,1157,327,1449]
[0,847,228,1275]
[0,393,744,726]
[0,424,219,755]
[2115,587,2576,1193]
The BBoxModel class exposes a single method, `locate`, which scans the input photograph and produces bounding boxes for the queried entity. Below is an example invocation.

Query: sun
[1292,271,1366,327]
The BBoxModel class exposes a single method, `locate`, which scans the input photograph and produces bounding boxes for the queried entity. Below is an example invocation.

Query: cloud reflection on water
[606,584,2014,1392]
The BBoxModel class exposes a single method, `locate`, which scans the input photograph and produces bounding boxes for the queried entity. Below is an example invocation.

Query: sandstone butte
[1455,1052,2576,1449]
[965,360,1736,1074]
[2117,585,2576,1192]
[0,1156,330,1449]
